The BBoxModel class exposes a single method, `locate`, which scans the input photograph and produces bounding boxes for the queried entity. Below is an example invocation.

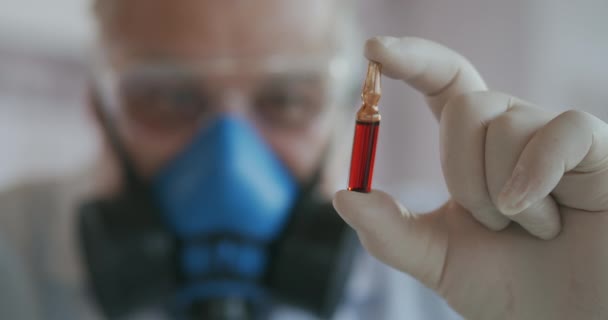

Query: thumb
[333,190,448,289]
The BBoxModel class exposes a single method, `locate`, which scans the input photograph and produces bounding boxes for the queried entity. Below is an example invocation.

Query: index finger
[365,36,487,120]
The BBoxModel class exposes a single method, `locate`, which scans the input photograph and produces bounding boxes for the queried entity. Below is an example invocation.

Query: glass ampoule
[348,61,381,193]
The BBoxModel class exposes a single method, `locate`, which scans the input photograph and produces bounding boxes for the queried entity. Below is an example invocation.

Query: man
[2,1,393,319]
[2,1,608,320]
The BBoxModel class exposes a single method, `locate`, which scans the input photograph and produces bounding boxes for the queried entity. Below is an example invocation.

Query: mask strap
[90,86,147,193]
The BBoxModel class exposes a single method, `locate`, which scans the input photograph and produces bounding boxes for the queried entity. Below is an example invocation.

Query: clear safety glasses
[92,55,352,133]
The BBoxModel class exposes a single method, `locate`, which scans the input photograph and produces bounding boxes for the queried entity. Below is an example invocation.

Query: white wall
[0,0,94,53]
[0,0,97,190]
[527,0,608,118]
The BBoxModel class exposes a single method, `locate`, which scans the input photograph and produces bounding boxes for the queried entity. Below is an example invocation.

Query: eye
[120,77,211,130]
[254,76,325,128]
[166,85,208,116]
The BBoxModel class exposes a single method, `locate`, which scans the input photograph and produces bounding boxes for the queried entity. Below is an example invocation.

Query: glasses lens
[253,73,327,129]
[119,72,211,131]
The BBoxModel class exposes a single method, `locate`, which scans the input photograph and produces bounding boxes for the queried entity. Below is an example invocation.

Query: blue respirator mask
[78,102,358,319]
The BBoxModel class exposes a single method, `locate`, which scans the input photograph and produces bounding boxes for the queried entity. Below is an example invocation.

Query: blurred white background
[0,0,607,208]
[0,0,96,189]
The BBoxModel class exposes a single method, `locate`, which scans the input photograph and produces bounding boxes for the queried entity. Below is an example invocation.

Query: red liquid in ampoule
[348,121,380,193]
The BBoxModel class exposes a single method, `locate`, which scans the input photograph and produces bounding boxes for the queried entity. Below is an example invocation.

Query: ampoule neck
[361,61,382,107]
[356,103,381,122]
[361,92,381,107]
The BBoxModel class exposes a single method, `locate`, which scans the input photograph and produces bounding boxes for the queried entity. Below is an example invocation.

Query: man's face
[96,0,348,183]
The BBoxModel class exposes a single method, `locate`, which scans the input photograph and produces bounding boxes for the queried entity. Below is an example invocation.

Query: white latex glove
[333,36,608,320]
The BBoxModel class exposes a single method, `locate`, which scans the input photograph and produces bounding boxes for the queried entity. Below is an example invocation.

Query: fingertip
[496,195,530,217]
[333,189,370,216]
[514,211,561,240]
[333,189,404,224]
[332,189,350,215]
[469,206,511,231]
[495,166,532,216]
[364,36,400,59]
[503,197,562,240]
[363,36,418,80]
[535,227,560,240]
[333,189,376,230]
[484,213,512,231]
[496,189,524,217]
[333,189,379,214]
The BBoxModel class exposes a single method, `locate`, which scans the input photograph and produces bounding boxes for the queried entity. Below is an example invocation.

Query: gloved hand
[333,36,608,320]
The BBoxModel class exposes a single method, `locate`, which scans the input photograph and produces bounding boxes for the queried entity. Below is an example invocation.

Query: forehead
[97,0,343,67]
